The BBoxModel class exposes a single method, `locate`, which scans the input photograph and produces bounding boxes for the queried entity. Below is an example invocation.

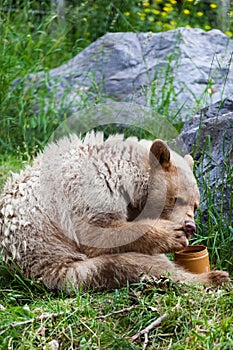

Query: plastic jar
[174,245,210,274]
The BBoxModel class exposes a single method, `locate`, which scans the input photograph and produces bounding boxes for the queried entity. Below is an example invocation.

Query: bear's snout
[183,220,196,238]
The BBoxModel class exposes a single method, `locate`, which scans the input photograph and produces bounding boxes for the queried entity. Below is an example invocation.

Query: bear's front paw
[165,222,189,252]
[206,270,230,285]
[194,270,230,285]
[149,220,189,253]
[170,229,189,252]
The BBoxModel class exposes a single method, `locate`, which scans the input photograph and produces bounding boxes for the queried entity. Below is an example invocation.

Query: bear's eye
[194,202,198,212]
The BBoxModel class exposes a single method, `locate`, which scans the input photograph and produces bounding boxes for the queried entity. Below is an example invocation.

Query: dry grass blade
[96,305,137,319]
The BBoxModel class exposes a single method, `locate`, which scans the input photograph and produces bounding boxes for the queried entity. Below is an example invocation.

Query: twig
[131,301,181,349]
[131,313,167,349]
[95,305,136,319]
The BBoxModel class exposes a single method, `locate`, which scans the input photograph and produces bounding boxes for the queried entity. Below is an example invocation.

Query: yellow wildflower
[148,16,154,22]
[124,12,130,16]
[185,24,191,28]
[152,9,160,15]
[225,31,232,36]
[210,3,217,9]
[163,6,173,12]
[170,0,177,4]
[204,24,211,30]
[143,1,150,6]
[197,11,203,16]
[183,9,190,15]
[163,23,172,31]
[144,8,150,13]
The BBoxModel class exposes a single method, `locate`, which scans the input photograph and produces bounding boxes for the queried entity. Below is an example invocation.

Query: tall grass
[0,1,82,158]
[193,134,233,274]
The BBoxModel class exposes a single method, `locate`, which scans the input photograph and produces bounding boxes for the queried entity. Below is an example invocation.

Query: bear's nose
[183,220,196,238]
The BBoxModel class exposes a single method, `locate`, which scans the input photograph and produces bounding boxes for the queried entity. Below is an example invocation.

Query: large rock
[178,97,233,221]
[17,28,233,120]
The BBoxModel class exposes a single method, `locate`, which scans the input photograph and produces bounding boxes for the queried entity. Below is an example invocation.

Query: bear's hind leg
[28,253,143,292]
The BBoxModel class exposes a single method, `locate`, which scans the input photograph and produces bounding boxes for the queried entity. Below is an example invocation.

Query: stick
[131,313,167,349]
[131,301,181,348]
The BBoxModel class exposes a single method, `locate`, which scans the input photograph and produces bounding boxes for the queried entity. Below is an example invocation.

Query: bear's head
[144,139,200,236]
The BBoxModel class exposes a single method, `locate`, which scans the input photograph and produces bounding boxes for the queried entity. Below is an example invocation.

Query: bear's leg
[96,253,229,287]
[141,253,230,286]
[19,249,143,291]
[9,230,143,291]
[29,251,229,291]
[77,218,190,257]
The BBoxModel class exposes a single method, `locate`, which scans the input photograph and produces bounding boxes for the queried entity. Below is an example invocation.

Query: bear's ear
[184,154,194,170]
[149,139,171,169]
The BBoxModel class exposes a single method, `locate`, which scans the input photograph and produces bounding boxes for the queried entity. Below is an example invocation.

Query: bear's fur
[0,133,229,291]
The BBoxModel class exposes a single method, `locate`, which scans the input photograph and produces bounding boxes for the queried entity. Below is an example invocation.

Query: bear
[0,132,229,292]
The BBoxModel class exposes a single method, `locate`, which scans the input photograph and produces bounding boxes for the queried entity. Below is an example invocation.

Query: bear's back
[34,132,150,226]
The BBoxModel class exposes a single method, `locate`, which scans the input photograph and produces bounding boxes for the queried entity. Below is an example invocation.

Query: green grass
[0,266,232,350]
[194,163,233,274]
[0,1,233,349]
